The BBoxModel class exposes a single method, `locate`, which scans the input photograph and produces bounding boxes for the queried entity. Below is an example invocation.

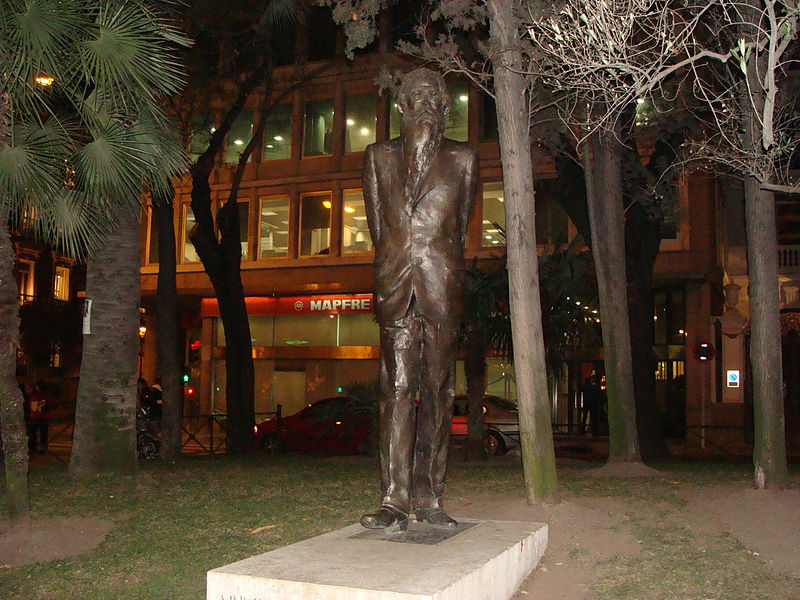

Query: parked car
[256,393,519,456]
[255,396,371,454]
[451,394,519,455]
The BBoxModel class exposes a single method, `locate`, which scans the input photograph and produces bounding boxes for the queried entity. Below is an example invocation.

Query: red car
[255,396,372,454]
[256,394,518,455]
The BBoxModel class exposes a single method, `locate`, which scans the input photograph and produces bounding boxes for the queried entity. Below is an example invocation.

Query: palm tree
[0,0,189,514]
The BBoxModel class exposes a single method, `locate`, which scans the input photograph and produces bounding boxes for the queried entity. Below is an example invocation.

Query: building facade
[135,7,799,455]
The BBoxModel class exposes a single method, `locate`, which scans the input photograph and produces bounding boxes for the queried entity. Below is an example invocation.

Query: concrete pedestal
[207,519,547,600]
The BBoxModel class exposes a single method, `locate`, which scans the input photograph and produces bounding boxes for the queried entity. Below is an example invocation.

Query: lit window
[389,80,469,142]
[445,80,469,142]
[482,182,505,247]
[259,197,290,258]
[345,93,376,153]
[299,193,331,255]
[303,98,334,157]
[16,259,35,304]
[147,208,159,265]
[342,190,372,254]
[182,205,200,263]
[189,115,215,163]
[262,104,292,161]
[238,201,250,260]
[225,110,253,163]
[53,266,70,301]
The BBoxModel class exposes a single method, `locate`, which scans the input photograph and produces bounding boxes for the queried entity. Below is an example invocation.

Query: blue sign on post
[726,370,740,388]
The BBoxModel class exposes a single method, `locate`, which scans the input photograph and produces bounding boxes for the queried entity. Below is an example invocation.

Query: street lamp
[138,322,147,378]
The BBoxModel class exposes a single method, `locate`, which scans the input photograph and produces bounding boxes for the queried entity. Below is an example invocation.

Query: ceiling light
[344,206,356,213]
[322,200,332,209]
[274,135,283,141]
[233,139,243,145]
[360,127,370,135]
[346,119,355,126]
[459,95,468,102]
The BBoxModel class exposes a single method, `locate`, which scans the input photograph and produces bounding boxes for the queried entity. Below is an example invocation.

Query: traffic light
[188,340,201,365]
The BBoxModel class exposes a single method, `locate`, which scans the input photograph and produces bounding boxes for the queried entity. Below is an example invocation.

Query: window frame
[341,188,373,256]
[302,96,336,158]
[257,195,292,260]
[298,191,333,257]
[53,265,71,301]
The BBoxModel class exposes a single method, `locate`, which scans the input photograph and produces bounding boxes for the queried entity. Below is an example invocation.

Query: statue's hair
[398,68,450,114]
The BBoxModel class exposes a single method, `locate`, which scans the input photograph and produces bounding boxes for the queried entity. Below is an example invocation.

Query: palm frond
[260,0,306,32]
[0,116,72,208]
[0,0,89,108]
[79,1,189,104]
[34,188,119,258]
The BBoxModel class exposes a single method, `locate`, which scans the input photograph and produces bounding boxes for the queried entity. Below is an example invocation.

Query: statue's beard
[403,114,444,204]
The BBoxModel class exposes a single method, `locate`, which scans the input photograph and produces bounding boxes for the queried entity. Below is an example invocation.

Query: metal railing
[779,245,800,270]
[26,407,284,460]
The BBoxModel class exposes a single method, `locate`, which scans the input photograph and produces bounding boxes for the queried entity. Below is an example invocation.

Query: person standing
[360,68,477,532]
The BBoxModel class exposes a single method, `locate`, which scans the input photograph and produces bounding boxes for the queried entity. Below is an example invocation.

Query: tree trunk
[625,204,669,461]
[69,207,140,477]
[189,190,255,453]
[0,221,30,525]
[583,128,642,463]
[463,334,487,460]
[154,194,183,460]
[0,90,29,524]
[488,0,558,504]
[745,179,788,489]
[739,4,788,488]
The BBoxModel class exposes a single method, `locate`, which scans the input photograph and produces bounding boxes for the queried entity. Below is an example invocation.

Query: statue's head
[397,68,449,133]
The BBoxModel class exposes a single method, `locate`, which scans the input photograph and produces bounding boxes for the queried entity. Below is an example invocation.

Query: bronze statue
[360,68,477,532]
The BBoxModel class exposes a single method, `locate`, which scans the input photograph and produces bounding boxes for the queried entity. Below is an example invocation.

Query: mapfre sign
[201,294,373,317]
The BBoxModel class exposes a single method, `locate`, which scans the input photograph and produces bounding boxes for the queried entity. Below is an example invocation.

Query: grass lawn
[1,455,797,599]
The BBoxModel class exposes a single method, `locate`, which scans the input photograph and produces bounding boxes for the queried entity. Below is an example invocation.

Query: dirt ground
[0,517,113,568]
[1,464,798,600]
[449,464,800,600]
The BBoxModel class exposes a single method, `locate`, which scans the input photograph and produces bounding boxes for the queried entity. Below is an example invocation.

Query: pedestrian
[580,376,603,436]
[25,382,53,454]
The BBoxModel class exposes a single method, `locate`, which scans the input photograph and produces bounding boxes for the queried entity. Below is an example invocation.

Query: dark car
[451,394,519,455]
[255,396,371,454]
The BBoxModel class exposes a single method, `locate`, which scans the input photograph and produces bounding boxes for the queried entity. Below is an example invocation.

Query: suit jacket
[363,137,477,324]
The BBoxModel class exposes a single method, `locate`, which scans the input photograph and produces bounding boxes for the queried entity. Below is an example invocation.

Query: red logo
[293,301,304,311]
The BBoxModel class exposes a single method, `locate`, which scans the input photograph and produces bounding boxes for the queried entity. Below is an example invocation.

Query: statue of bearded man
[360,68,477,532]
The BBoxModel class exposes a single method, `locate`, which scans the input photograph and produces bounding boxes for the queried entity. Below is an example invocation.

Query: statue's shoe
[360,505,409,533]
[415,507,458,527]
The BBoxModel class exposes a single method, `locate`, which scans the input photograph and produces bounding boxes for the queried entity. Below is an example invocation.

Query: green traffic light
[183,374,189,383]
